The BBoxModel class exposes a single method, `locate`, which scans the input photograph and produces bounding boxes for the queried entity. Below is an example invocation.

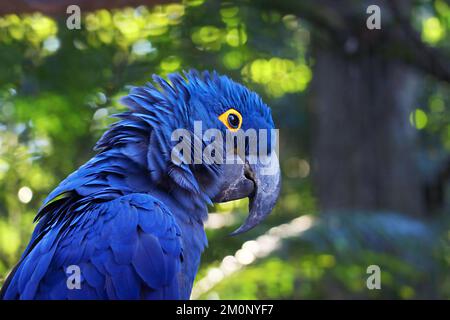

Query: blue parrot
[0,70,280,300]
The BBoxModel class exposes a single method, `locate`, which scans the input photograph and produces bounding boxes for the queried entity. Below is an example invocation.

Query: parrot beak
[212,152,281,235]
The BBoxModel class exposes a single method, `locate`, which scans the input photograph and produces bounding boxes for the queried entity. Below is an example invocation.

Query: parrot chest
[174,215,208,299]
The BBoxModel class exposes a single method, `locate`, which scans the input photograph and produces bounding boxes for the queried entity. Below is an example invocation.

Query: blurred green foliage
[0,0,449,299]
[199,213,449,299]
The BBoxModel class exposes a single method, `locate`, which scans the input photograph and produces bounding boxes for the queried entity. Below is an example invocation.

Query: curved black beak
[212,153,281,235]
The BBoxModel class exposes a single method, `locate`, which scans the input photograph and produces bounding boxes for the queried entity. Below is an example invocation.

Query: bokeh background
[0,0,449,299]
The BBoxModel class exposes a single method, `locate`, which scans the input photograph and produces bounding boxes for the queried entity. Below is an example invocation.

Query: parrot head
[117,70,281,234]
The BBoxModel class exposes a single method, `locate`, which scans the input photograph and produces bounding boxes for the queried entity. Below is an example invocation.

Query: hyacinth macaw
[0,70,280,300]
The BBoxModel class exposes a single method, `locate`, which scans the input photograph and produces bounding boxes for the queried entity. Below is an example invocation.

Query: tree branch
[0,0,171,16]
[255,0,450,83]
[387,0,450,82]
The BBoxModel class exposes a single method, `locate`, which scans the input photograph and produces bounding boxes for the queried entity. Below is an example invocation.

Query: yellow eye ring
[218,108,242,132]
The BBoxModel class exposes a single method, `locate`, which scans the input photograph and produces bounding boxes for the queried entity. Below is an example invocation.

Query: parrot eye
[228,114,240,128]
[218,108,242,132]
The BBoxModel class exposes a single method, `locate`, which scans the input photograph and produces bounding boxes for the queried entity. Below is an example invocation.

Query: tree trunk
[311,49,425,216]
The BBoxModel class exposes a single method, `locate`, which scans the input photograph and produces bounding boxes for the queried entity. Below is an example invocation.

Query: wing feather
[1,193,183,300]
